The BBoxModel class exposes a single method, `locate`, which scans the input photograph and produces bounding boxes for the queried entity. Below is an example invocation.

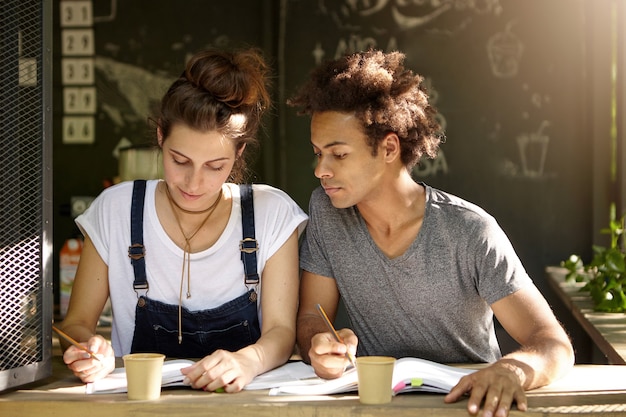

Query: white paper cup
[123,353,165,400]
[356,356,395,404]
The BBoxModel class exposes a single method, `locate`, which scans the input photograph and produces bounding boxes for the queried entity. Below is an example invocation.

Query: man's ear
[382,133,401,163]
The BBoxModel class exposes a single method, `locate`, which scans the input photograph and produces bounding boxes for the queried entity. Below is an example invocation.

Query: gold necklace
[166,187,217,215]
[165,184,223,344]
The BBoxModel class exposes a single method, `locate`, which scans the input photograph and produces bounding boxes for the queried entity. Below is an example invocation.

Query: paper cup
[123,353,165,400]
[356,356,395,404]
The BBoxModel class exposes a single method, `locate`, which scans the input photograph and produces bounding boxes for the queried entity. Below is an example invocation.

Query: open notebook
[86,359,195,394]
[86,357,474,396]
[85,360,317,394]
[268,357,475,396]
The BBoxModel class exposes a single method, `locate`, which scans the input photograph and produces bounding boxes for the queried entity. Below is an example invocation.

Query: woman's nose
[186,169,204,192]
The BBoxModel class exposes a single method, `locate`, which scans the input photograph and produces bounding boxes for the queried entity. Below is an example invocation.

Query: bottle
[59,238,83,318]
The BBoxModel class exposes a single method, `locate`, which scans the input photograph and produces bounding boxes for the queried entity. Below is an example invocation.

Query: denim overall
[127,180,261,358]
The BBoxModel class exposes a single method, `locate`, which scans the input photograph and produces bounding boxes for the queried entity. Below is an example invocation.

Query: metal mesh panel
[0,0,52,389]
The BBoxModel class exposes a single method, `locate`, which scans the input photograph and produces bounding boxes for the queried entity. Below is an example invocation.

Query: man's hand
[444,362,527,417]
[308,328,358,379]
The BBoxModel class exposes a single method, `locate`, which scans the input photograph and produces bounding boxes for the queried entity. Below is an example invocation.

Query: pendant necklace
[165,184,222,344]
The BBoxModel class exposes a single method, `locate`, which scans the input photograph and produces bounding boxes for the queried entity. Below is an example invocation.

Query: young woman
[59,47,307,393]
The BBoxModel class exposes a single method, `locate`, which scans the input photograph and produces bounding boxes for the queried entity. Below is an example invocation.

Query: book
[85,356,474,396]
[243,361,319,390]
[268,357,476,396]
[85,359,318,394]
[85,359,196,394]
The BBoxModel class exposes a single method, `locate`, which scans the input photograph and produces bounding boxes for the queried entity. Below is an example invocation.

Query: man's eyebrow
[310,140,349,149]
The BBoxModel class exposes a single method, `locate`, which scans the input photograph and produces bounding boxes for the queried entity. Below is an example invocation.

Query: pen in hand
[52,324,101,362]
[315,303,357,368]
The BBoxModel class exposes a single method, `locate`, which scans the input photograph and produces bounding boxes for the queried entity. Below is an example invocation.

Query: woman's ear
[157,126,164,147]
[236,143,247,159]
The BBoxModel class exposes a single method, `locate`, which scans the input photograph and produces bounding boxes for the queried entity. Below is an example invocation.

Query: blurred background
[51,0,625,362]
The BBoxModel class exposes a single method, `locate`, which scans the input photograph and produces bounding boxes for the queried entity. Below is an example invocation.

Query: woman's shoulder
[99,179,158,196]
[246,184,307,221]
[90,180,158,210]
[248,183,299,205]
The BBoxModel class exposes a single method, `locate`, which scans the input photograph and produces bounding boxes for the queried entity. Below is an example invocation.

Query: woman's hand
[62,334,115,383]
[180,349,260,393]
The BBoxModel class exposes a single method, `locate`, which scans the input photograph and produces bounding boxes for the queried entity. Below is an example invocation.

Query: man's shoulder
[308,186,350,219]
[308,186,332,209]
[310,185,326,199]
[425,184,491,219]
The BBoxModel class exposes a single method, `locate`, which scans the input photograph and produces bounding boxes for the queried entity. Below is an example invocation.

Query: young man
[287,50,573,417]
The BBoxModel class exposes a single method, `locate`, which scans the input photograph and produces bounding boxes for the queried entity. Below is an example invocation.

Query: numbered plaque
[60,1,93,27]
[63,87,97,114]
[61,29,95,56]
[60,1,96,145]
[63,116,95,144]
[61,57,94,85]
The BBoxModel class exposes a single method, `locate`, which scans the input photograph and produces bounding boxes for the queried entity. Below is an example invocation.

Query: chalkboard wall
[281,0,592,293]
[53,0,609,359]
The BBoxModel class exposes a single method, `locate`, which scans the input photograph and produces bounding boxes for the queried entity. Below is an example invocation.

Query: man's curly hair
[287,49,443,169]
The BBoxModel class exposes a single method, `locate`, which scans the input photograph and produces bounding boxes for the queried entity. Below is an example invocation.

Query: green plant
[561,203,626,312]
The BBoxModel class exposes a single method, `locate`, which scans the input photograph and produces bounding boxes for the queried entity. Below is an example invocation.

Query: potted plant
[561,203,626,312]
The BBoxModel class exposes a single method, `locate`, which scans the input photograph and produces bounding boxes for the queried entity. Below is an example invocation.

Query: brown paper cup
[356,356,395,404]
[123,353,165,400]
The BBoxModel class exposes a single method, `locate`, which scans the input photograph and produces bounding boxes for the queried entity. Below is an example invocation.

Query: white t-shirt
[76,180,308,355]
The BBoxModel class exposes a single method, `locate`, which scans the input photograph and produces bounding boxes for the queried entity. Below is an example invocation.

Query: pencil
[315,303,357,368]
[52,324,101,362]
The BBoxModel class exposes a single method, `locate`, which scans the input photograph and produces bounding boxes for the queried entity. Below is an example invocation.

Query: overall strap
[239,184,259,286]
[128,180,148,291]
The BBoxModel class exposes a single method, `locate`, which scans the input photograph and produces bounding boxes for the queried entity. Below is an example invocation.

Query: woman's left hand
[180,349,260,392]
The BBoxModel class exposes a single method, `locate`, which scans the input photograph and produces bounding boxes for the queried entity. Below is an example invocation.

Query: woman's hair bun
[184,47,270,111]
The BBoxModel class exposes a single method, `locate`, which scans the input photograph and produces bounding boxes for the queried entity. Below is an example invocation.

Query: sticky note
[410,378,423,387]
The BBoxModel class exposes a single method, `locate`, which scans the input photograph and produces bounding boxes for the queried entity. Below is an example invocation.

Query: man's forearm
[500,335,574,390]
[296,314,326,364]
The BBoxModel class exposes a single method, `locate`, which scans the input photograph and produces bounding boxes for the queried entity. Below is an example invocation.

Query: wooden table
[1,356,626,417]
[546,266,626,364]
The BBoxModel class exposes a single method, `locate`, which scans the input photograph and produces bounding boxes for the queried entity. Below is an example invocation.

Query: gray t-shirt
[300,183,532,363]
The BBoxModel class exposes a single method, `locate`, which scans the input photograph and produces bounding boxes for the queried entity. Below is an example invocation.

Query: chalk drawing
[487,20,524,78]
[93,0,117,23]
[516,120,550,178]
[318,0,503,34]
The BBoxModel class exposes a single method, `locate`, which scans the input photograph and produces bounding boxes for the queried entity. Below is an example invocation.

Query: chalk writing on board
[318,0,503,34]
[413,77,448,178]
[331,34,398,61]
[414,152,449,177]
